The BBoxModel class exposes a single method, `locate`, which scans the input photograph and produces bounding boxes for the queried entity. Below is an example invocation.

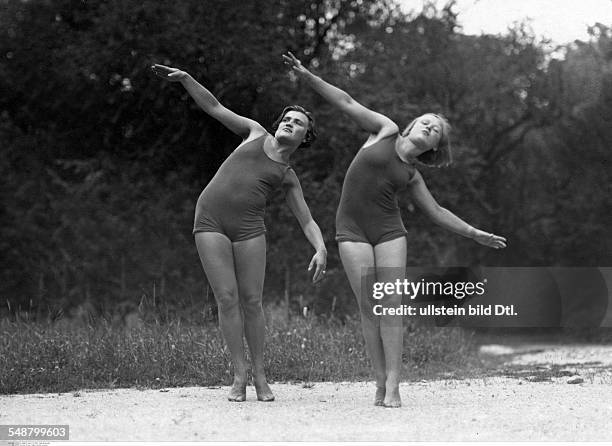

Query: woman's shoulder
[234,130,269,151]
[281,165,300,187]
[383,120,400,136]
[408,167,423,185]
[361,127,399,150]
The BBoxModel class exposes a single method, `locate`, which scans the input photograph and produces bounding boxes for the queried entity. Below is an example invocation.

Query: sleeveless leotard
[336,133,416,245]
[193,134,292,242]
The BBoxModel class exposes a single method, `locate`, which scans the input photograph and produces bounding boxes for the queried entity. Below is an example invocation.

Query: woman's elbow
[301,217,316,231]
[339,95,357,111]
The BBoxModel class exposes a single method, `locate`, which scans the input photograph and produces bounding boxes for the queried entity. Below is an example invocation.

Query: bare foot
[383,380,402,408]
[254,376,275,402]
[374,385,386,406]
[227,377,247,402]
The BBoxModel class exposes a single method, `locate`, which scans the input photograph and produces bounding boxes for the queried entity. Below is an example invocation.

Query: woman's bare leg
[374,236,407,408]
[232,234,274,401]
[339,241,387,405]
[195,232,247,402]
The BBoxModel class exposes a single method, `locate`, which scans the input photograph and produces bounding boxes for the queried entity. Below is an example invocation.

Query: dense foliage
[2,0,610,321]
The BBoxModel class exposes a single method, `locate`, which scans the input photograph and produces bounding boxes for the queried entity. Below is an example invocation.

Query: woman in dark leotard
[284,52,506,407]
[152,64,327,402]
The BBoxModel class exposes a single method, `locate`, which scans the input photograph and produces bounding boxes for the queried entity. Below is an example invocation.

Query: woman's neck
[268,136,297,163]
[395,134,422,162]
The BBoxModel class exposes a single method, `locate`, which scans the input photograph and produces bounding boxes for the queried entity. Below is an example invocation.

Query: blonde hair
[401,113,452,167]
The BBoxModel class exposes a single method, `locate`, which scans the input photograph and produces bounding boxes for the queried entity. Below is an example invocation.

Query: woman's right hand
[151,64,188,82]
[282,52,310,78]
[308,249,327,284]
[472,229,507,249]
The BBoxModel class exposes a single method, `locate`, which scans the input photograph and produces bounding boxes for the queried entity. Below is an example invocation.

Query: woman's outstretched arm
[283,52,397,136]
[151,64,265,139]
[283,170,327,283]
[407,170,507,249]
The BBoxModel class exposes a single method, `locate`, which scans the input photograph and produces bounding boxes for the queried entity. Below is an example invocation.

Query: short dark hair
[272,105,317,148]
[402,113,452,167]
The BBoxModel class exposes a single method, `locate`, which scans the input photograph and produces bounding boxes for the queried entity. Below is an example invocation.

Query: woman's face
[274,110,309,147]
[407,114,442,151]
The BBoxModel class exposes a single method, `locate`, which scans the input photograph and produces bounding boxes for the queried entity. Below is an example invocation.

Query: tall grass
[0,311,477,395]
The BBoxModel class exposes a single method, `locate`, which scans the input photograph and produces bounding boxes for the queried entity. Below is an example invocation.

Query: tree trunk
[38,260,44,301]
[160,257,166,297]
[120,255,126,299]
[284,267,291,322]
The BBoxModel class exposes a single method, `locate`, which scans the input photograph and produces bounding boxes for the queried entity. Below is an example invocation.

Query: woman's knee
[240,292,263,315]
[215,288,240,313]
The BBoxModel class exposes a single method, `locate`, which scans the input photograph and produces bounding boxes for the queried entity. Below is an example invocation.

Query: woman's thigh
[339,241,375,311]
[232,234,267,303]
[374,237,407,293]
[194,232,238,306]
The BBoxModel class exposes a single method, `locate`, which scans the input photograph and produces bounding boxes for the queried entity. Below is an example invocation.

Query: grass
[0,311,480,395]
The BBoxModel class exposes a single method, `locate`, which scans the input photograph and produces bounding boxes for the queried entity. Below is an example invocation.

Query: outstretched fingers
[282,51,304,72]
[488,234,507,249]
[474,230,507,249]
[151,63,171,77]
[150,64,184,81]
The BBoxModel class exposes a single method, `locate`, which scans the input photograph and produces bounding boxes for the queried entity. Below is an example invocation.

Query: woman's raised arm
[151,64,265,139]
[282,53,397,137]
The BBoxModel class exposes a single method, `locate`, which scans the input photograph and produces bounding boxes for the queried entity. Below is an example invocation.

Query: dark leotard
[193,134,292,242]
[336,133,416,245]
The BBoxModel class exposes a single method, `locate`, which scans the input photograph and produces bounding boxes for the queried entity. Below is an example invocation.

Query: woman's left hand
[282,51,310,78]
[473,230,507,249]
[308,250,327,283]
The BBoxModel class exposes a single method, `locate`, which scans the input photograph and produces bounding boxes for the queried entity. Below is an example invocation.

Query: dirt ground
[2,343,612,442]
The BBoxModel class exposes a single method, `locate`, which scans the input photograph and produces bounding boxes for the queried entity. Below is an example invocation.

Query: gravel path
[2,344,612,441]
